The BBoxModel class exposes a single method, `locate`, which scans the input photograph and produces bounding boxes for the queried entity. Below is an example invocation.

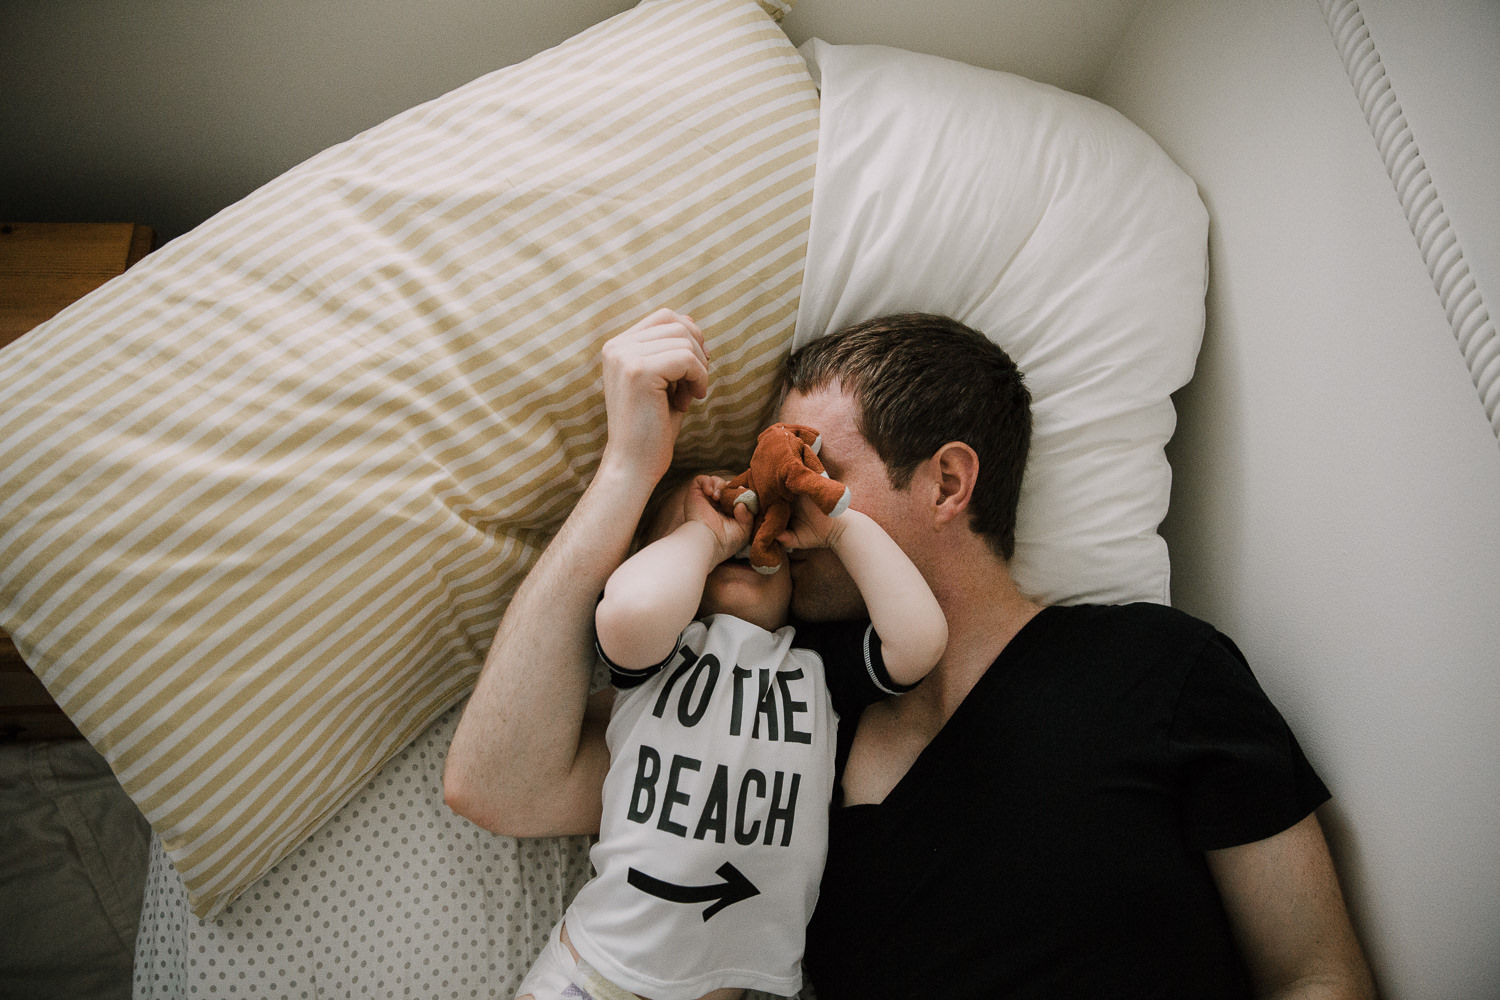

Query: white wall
[778,0,1146,94]
[0,0,632,241]
[1096,2,1500,997]
[0,0,1151,243]
[1356,0,1500,362]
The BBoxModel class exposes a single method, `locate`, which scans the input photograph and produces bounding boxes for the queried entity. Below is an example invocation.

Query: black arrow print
[627,861,760,921]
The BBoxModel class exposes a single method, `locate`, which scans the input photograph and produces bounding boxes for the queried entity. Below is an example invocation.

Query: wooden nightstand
[0,222,155,741]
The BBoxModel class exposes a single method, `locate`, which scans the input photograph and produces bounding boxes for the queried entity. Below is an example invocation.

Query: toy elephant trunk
[718,422,852,574]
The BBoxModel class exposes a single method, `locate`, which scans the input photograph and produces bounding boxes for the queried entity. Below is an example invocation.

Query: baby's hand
[777,492,847,553]
[688,475,754,562]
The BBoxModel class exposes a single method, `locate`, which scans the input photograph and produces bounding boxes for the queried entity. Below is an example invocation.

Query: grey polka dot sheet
[133,703,595,998]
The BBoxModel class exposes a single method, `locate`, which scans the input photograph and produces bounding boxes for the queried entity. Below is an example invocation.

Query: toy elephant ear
[780,422,823,454]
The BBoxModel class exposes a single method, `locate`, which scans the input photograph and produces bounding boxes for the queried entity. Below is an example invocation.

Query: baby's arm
[791,501,947,686]
[595,476,750,671]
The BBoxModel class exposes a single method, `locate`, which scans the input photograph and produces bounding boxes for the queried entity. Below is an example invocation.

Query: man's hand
[599,309,710,486]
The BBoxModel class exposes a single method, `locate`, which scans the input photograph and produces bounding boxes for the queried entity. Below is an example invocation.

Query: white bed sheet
[134,703,597,998]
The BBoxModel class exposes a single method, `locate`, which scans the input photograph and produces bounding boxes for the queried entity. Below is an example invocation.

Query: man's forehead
[779,387,866,467]
[779,384,853,426]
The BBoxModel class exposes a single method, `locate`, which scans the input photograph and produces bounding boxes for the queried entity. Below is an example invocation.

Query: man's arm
[443,309,709,838]
[1208,812,1376,1000]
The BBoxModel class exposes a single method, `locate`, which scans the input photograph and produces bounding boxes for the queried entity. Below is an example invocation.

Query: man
[445,309,1375,999]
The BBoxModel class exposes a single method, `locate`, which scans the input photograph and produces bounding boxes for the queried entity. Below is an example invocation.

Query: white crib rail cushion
[0,0,816,919]
[795,40,1209,607]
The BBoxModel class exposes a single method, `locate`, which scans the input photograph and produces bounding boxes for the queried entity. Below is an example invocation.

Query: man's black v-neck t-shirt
[804,602,1330,999]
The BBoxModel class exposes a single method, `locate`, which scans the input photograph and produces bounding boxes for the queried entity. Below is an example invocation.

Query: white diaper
[516,921,644,1000]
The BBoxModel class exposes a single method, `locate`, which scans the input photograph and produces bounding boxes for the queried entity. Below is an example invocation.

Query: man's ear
[929,441,979,527]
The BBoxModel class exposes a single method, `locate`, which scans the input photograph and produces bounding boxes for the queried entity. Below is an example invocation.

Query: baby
[515,464,946,1000]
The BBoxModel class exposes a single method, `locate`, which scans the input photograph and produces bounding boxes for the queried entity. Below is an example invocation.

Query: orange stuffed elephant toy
[717,422,852,574]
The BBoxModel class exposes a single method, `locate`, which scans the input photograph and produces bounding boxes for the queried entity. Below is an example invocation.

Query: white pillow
[794,40,1209,606]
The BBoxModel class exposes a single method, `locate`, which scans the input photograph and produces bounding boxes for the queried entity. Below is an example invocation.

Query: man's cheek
[790,558,866,621]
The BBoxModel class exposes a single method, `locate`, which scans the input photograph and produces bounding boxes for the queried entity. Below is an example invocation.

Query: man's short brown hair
[782,314,1031,561]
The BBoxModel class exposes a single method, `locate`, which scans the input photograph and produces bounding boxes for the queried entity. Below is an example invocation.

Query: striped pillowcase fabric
[0,0,817,918]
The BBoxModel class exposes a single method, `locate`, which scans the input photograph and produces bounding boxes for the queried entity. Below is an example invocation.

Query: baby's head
[642,471,794,633]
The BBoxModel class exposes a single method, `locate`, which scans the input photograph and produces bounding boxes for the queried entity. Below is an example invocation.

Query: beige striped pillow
[0,0,817,919]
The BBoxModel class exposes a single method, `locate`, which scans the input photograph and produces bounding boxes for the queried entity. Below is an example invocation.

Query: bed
[2,0,1213,995]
